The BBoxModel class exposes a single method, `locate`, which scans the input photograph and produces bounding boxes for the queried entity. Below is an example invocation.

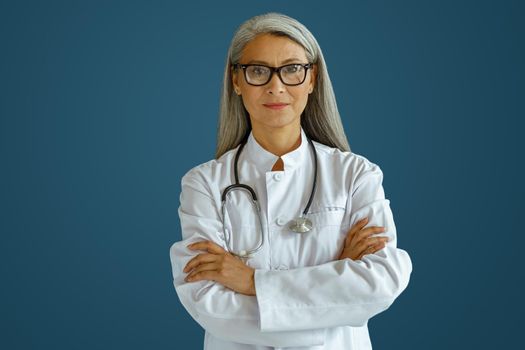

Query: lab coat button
[273,173,282,181]
[276,217,286,226]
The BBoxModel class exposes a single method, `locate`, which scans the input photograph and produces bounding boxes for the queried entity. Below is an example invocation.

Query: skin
[339,217,389,260]
[183,34,388,295]
[232,33,316,157]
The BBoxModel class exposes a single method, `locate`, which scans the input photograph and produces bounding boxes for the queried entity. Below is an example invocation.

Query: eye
[249,66,269,76]
[282,64,303,74]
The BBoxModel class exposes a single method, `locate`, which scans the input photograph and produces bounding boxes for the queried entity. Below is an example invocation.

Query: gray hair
[215,12,351,159]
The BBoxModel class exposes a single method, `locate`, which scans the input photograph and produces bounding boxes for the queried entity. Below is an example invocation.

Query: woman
[169,12,412,350]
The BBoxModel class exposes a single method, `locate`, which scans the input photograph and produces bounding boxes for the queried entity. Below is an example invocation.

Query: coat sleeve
[169,169,326,348]
[254,162,413,332]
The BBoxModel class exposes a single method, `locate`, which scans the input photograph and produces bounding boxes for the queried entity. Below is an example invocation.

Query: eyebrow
[246,58,304,65]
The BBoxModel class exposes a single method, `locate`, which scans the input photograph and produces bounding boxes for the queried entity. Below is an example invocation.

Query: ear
[231,66,241,95]
[308,64,317,94]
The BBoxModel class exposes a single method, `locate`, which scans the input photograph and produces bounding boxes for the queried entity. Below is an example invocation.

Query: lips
[263,103,289,110]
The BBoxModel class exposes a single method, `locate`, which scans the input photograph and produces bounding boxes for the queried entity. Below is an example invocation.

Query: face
[232,34,317,132]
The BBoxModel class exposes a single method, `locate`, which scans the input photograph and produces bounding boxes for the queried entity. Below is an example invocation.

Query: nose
[266,71,285,94]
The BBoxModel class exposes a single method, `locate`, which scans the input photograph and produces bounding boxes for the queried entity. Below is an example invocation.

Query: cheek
[240,93,268,120]
[292,90,310,111]
[241,91,261,111]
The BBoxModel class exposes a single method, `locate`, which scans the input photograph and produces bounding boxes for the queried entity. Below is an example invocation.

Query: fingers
[353,226,386,246]
[339,234,389,261]
[187,240,227,254]
[185,262,220,282]
[355,236,389,254]
[185,270,216,283]
[344,217,369,246]
[184,241,229,275]
[345,218,386,249]
[357,239,388,260]
[183,253,218,273]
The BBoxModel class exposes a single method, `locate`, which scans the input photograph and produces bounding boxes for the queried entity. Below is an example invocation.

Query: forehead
[240,33,307,65]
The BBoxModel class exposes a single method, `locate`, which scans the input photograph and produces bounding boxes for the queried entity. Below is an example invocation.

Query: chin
[258,115,299,130]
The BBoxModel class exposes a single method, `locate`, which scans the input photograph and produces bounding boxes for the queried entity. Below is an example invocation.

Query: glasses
[233,63,313,86]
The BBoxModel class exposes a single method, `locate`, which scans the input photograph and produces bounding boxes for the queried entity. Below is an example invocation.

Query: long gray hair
[215,12,351,159]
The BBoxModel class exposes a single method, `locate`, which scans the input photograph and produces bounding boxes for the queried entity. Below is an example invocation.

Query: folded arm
[254,163,413,331]
[169,170,325,348]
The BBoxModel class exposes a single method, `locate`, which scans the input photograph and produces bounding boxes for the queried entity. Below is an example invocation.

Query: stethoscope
[220,134,318,259]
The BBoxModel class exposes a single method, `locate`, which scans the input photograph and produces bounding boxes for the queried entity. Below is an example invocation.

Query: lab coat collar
[245,127,309,173]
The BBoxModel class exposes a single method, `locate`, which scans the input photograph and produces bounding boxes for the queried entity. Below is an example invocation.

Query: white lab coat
[169,127,412,349]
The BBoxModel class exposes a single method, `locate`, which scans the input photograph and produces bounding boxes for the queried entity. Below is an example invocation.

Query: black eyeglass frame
[232,63,314,86]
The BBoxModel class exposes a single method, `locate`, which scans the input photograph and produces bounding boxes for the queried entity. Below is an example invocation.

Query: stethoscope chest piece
[222,134,319,258]
[289,216,313,233]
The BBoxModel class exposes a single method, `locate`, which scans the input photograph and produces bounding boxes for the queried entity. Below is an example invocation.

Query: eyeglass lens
[245,64,307,85]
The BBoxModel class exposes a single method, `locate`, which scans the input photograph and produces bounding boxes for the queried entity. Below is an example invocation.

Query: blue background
[1,0,523,348]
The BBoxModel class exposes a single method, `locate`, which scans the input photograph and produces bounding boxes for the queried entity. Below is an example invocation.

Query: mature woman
[169,12,412,350]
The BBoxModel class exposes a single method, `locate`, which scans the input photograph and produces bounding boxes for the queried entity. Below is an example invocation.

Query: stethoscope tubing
[220,133,318,258]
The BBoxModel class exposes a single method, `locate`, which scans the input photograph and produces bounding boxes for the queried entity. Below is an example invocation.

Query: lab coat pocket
[308,206,347,226]
[301,206,349,265]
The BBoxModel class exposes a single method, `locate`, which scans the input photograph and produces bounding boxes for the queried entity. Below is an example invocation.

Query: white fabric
[169,127,412,349]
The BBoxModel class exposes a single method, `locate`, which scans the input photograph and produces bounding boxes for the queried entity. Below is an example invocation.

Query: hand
[183,240,256,296]
[338,217,389,261]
